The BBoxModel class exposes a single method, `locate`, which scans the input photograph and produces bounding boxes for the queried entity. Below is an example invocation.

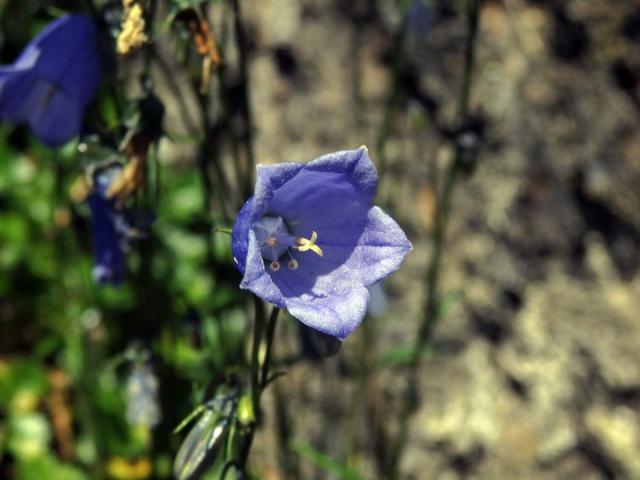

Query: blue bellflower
[232,147,412,340]
[0,14,101,147]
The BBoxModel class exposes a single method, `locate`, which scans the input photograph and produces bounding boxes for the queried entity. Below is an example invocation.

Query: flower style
[231,147,412,340]
[0,14,101,147]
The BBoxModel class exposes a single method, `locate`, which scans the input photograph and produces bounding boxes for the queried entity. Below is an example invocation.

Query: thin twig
[260,307,281,387]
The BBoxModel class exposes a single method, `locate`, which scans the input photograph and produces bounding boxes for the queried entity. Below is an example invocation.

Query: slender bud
[173,393,236,480]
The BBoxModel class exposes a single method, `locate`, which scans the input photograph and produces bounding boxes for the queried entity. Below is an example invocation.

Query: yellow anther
[295,231,323,257]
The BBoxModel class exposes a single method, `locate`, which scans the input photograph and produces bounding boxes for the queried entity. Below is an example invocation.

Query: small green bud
[236,395,254,426]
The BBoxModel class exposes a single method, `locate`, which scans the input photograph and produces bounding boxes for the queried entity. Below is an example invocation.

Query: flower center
[254,215,323,271]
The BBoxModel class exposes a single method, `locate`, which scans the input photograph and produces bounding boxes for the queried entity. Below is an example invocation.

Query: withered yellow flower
[117,1,148,55]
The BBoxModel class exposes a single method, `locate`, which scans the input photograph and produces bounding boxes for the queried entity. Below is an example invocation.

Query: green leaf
[18,454,89,480]
[289,439,364,480]
[436,289,464,319]
[377,289,464,368]
[377,344,420,369]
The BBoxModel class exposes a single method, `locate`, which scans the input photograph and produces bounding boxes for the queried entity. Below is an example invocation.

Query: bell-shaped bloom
[87,164,153,285]
[88,165,127,284]
[231,147,412,340]
[0,14,101,147]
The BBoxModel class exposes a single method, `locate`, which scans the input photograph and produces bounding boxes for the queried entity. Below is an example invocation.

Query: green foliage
[377,289,463,369]
[290,439,365,480]
[18,455,89,480]
[0,13,246,473]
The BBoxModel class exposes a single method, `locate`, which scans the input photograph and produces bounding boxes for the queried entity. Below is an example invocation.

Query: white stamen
[288,259,299,270]
[270,260,280,271]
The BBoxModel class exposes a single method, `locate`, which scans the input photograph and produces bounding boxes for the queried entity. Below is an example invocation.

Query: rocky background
[198,1,640,478]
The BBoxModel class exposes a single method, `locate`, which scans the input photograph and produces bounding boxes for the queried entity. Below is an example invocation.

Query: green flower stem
[212,6,245,213]
[238,300,281,471]
[375,7,408,186]
[250,298,267,411]
[273,381,302,478]
[388,1,481,478]
[260,307,281,387]
[213,226,233,235]
[231,0,256,199]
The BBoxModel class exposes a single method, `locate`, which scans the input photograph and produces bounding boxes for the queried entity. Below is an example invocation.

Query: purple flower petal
[251,162,303,223]
[231,197,254,275]
[87,165,154,286]
[0,14,101,146]
[28,87,83,147]
[332,206,412,286]
[88,198,125,285]
[240,230,287,308]
[22,15,101,106]
[231,147,412,340]
[284,279,369,340]
[267,148,376,227]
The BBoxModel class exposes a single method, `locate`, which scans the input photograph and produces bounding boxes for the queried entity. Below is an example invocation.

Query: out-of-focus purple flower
[0,14,101,147]
[88,165,126,284]
[87,164,152,285]
[231,147,412,340]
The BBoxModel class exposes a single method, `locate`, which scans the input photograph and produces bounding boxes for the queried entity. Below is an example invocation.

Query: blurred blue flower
[232,147,412,340]
[88,165,126,285]
[0,14,101,147]
[87,164,152,285]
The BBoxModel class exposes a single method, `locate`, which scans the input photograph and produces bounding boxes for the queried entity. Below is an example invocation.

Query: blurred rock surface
[235,1,640,478]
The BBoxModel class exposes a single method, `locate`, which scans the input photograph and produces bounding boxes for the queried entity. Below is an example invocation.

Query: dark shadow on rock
[572,170,640,280]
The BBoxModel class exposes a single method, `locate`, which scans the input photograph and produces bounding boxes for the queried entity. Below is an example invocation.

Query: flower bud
[299,324,342,359]
[173,393,235,480]
[126,363,161,428]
